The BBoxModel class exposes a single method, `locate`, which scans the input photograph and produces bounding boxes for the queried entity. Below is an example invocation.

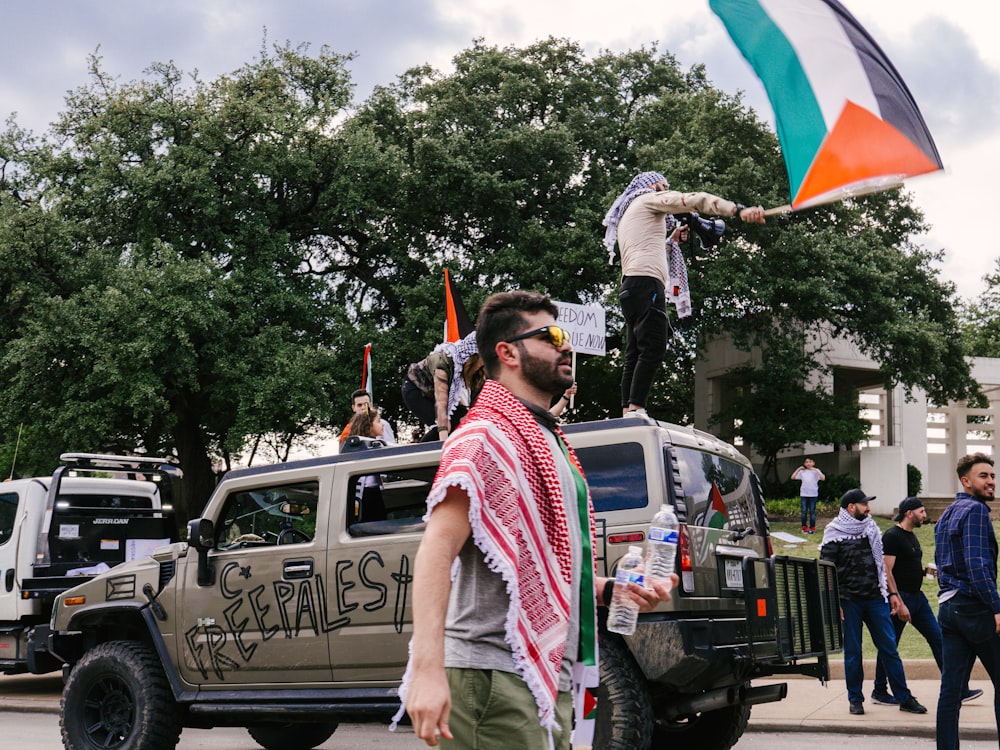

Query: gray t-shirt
[443,428,583,690]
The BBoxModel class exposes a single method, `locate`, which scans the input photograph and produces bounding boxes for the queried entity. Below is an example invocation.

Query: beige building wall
[695,333,1000,512]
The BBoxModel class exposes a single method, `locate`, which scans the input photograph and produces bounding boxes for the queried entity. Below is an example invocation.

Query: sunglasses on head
[505,325,571,348]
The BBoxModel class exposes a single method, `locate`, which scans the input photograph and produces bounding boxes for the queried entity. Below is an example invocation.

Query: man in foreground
[935,453,1000,750]
[397,290,672,749]
[820,488,928,716]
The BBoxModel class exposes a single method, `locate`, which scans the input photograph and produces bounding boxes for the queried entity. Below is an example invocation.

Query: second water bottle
[607,545,645,635]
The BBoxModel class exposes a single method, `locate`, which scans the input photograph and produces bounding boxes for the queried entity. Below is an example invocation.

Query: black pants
[619,276,668,409]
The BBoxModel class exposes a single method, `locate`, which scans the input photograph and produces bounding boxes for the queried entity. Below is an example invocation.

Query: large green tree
[960,258,1000,357]
[0,47,369,513]
[0,38,976,513]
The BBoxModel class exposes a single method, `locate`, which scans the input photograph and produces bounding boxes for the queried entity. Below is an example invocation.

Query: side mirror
[187,518,216,549]
[186,518,216,587]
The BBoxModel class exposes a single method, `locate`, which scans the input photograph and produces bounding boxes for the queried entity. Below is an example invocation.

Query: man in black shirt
[871,497,982,705]
[820,488,928,715]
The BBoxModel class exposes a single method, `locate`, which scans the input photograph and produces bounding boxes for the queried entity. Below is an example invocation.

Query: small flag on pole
[361,343,373,399]
[444,268,475,343]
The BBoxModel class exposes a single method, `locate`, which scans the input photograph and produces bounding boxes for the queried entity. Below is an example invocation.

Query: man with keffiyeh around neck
[821,488,929,717]
[395,290,674,749]
[603,171,765,417]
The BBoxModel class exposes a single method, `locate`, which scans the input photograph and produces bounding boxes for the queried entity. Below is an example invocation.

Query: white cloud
[2,0,997,299]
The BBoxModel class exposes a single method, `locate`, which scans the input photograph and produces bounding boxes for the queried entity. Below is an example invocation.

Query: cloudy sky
[4,0,998,300]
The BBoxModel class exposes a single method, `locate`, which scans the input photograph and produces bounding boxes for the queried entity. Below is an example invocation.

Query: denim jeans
[800,496,818,528]
[619,276,668,410]
[874,590,943,693]
[936,596,1000,750]
[841,597,912,704]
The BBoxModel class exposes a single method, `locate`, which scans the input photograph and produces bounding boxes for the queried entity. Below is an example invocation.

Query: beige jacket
[618,191,738,287]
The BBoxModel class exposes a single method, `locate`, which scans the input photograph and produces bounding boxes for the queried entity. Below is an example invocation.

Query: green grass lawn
[769,515,944,660]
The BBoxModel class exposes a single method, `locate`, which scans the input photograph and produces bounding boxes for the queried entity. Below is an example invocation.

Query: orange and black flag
[443,268,475,343]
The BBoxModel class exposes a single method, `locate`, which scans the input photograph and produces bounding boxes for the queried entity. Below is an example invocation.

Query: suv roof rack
[58,453,177,471]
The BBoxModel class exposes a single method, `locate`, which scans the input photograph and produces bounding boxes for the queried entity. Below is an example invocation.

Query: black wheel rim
[82,674,135,748]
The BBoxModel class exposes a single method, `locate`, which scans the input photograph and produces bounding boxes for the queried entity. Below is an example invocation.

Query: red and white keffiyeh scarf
[393,379,599,738]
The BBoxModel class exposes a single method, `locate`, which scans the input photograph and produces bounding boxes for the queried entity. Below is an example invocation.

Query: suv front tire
[61,640,180,750]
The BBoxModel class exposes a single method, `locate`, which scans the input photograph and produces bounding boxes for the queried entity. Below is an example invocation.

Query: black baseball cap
[894,497,924,522]
[841,488,876,509]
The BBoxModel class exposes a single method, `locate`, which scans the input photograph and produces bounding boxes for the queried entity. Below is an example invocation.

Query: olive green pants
[443,668,573,750]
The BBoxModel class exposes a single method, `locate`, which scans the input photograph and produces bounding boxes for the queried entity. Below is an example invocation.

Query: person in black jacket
[820,488,928,716]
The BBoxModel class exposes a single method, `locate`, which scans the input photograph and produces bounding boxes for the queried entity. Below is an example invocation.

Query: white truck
[0,453,180,674]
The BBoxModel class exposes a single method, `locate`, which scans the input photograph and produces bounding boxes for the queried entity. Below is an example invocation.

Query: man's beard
[851,508,868,521]
[519,345,573,398]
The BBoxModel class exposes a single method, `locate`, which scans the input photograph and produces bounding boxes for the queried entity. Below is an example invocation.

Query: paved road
[0,710,426,749]
[5,711,999,750]
[738,732,996,748]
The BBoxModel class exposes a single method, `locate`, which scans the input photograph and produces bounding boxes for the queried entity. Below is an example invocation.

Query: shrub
[907,464,923,497]
[821,472,861,503]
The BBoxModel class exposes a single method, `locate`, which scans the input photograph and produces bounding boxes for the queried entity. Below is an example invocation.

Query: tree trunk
[171,414,220,527]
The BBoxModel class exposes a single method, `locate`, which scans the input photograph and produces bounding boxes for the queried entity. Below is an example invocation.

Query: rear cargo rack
[743,555,842,680]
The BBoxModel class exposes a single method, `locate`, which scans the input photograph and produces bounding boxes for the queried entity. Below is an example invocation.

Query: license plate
[724,558,744,589]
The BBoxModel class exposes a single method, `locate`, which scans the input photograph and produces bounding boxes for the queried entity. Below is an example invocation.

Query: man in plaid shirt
[934,452,999,750]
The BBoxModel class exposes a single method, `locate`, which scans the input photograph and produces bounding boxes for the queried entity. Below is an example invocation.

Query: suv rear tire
[248,722,338,750]
[61,640,181,750]
[593,633,653,749]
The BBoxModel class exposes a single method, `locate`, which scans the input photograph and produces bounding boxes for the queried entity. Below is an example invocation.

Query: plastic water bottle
[607,545,646,636]
[646,503,679,589]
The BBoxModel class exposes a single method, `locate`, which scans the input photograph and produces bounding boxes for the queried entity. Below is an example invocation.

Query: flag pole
[764,204,792,217]
[570,352,577,410]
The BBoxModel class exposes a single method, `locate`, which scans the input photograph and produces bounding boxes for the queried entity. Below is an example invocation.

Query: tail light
[679,523,694,593]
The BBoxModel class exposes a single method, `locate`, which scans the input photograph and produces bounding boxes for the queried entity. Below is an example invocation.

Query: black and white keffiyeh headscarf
[602,171,667,264]
[602,171,693,319]
[430,331,479,419]
[820,507,888,601]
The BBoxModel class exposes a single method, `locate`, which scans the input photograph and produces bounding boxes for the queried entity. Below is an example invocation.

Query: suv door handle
[283,560,314,580]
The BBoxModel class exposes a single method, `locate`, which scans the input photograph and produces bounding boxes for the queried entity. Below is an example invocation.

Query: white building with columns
[695,333,1000,516]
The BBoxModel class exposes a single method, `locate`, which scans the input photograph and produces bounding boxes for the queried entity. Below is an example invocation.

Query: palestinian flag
[703,482,729,530]
[710,0,943,209]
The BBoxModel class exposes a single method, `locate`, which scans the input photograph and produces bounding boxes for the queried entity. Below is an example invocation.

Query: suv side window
[0,491,18,546]
[670,447,757,531]
[216,481,319,549]
[576,443,648,512]
[347,464,436,536]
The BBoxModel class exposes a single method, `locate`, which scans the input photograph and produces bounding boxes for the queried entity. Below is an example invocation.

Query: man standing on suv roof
[820,488,928,716]
[935,453,1000,750]
[602,171,764,418]
[396,290,672,749]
